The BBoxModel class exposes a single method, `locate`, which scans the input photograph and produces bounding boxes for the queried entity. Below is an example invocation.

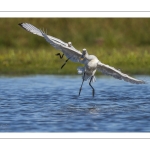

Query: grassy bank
[0,46,150,75]
[0,18,150,75]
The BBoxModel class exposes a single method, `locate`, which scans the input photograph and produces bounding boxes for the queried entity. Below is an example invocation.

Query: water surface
[0,75,150,132]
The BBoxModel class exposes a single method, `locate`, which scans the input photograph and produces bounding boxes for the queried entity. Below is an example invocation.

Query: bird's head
[80,48,88,60]
[68,42,72,47]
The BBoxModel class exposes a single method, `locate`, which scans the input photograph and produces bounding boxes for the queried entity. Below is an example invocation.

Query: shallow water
[0,75,150,132]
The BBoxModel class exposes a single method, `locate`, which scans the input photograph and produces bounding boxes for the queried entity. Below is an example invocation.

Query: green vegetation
[0,18,150,75]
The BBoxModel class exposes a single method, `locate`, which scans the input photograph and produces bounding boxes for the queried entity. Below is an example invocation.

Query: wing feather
[19,23,71,48]
[19,22,82,63]
[41,30,82,63]
[19,23,43,37]
[97,62,146,84]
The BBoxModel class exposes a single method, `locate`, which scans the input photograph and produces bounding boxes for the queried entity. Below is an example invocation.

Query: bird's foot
[55,53,64,59]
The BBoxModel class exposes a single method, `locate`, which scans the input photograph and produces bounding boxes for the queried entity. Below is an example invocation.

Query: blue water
[0,75,150,132]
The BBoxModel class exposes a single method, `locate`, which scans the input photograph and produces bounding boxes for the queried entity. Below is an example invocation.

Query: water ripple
[0,75,150,132]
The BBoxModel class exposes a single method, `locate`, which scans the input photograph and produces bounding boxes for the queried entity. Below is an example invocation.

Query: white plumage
[19,23,146,97]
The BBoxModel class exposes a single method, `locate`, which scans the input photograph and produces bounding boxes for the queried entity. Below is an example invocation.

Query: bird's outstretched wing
[18,23,68,46]
[97,62,146,84]
[19,22,82,63]
[41,30,82,63]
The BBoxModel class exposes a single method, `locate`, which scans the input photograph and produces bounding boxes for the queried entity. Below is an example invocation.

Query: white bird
[19,23,146,97]
[18,23,77,69]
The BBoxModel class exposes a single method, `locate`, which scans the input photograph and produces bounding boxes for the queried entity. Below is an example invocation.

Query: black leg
[78,72,85,96]
[61,58,70,69]
[89,76,95,97]
[56,53,64,59]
